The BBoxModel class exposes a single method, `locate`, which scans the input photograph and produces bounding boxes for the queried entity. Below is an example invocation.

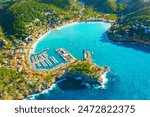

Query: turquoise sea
[28,22,150,100]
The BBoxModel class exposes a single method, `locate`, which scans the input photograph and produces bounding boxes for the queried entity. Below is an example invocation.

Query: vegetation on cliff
[79,0,118,13]
[108,1,150,45]
[105,0,150,45]
[0,0,103,39]
[0,60,108,100]
[1,1,60,38]
[0,67,31,99]
[68,61,107,78]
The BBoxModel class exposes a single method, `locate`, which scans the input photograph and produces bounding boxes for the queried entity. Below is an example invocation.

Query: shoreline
[29,21,79,56]
[28,20,111,68]
[27,21,80,70]
[100,69,109,89]
[30,20,111,54]
[24,83,57,100]
[25,68,110,100]
[107,32,150,48]
[112,38,150,48]
[24,20,111,100]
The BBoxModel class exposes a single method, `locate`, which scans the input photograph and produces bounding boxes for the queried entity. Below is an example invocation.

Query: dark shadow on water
[56,78,86,90]
[100,32,150,54]
[29,70,121,100]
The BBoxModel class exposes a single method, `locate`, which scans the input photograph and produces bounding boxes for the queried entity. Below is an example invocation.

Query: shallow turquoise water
[30,22,150,100]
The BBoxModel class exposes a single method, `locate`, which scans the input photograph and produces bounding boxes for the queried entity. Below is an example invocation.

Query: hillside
[1,1,62,38]
[79,0,118,13]
[117,0,150,14]
[0,0,118,41]
[39,0,71,8]
[108,5,150,46]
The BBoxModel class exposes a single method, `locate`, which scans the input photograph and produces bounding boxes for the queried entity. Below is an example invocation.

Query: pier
[56,48,76,63]
[31,56,35,63]
[83,50,92,62]
[50,56,58,64]
[36,48,49,55]
[42,60,48,67]
[36,62,41,67]
[35,54,39,61]
[45,58,52,66]
[52,56,58,63]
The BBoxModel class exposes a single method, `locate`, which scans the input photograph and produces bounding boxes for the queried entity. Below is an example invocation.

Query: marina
[30,47,77,69]
[30,48,60,69]
[56,48,76,63]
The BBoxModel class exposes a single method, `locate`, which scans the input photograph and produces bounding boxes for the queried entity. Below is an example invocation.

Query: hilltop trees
[108,5,150,44]
[40,0,70,8]
[0,0,104,39]
[2,1,59,38]
[79,0,118,13]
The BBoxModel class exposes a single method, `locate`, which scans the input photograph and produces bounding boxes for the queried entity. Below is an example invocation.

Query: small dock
[56,48,76,63]
[31,56,35,63]
[35,62,41,67]
[35,54,39,61]
[83,50,92,62]
[41,60,47,67]
[45,58,53,66]
[36,48,49,55]
[50,56,58,64]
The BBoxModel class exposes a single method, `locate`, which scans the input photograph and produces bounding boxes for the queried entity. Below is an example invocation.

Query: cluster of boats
[30,48,76,69]
[31,50,58,68]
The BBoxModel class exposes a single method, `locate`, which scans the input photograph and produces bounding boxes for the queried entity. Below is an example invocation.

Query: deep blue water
[28,22,150,100]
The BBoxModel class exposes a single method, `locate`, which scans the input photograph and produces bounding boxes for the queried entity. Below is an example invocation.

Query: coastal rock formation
[107,2,150,47]
[59,71,103,85]
[107,31,150,47]
[54,61,109,86]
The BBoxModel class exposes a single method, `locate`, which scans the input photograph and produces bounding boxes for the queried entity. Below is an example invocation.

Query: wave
[100,70,109,89]
[24,84,57,100]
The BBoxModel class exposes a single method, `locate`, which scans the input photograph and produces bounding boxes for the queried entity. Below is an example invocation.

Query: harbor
[30,49,59,68]
[30,47,78,70]
[56,48,77,63]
